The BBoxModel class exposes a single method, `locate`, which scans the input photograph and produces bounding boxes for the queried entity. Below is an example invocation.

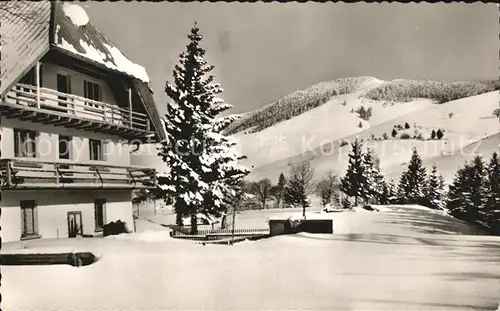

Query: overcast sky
[84,2,498,115]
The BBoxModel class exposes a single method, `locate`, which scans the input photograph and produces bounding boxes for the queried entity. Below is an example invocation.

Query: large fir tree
[447,163,475,221]
[397,148,427,205]
[387,179,398,204]
[362,149,385,203]
[378,181,390,205]
[157,24,249,234]
[340,138,367,205]
[469,156,489,225]
[396,172,409,204]
[446,156,487,224]
[271,173,287,208]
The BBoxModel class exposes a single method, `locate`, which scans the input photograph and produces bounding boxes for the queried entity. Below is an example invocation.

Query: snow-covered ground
[2,205,500,310]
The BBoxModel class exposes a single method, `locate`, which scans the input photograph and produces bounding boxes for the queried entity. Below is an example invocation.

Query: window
[84,80,101,108]
[21,200,38,237]
[16,67,41,107]
[89,139,104,161]
[94,199,106,231]
[58,135,72,160]
[14,129,37,158]
[20,68,35,86]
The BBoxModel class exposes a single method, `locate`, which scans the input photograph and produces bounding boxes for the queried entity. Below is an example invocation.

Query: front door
[57,73,70,112]
[67,211,83,238]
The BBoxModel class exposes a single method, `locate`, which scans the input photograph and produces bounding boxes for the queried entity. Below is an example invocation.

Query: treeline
[242,161,315,212]
[241,138,500,235]
[365,79,500,104]
[337,138,445,208]
[340,138,500,234]
[224,77,375,135]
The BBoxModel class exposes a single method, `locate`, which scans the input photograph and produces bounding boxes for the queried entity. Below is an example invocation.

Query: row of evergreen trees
[340,138,500,234]
[340,139,448,209]
[447,153,500,234]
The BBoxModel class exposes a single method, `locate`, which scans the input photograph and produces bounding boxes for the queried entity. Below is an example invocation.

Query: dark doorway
[56,73,71,112]
[67,211,83,238]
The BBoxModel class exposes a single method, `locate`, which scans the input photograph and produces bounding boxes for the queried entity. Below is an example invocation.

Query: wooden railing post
[101,103,106,121]
[35,62,41,109]
[6,160,12,186]
[128,88,133,128]
[55,164,60,185]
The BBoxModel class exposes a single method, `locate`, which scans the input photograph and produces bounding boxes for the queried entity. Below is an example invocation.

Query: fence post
[128,88,133,128]
[231,205,236,244]
[35,62,41,109]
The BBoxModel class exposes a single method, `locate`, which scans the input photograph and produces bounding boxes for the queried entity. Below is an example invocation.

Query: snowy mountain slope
[247,91,500,182]
[226,76,385,135]
[233,95,435,169]
[232,78,499,172]
[232,78,442,169]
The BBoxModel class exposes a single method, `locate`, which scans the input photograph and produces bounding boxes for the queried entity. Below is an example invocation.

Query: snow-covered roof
[62,4,89,27]
[0,1,165,141]
[55,3,150,83]
[0,1,51,96]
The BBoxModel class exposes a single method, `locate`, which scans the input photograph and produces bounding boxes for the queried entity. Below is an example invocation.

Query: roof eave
[0,46,51,98]
[51,46,144,83]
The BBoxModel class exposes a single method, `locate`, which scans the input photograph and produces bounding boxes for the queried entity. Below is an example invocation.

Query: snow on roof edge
[56,39,150,83]
[54,6,150,83]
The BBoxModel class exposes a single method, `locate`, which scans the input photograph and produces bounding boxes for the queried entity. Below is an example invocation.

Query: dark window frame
[58,135,72,160]
[20,200,39,238]
[89,138,105,161]
[83,80,102,108]
[94,198,106,232]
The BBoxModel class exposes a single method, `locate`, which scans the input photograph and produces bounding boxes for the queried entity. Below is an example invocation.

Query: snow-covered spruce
[485,152,500,232]
[340,139,387,205]
[425,165,447,210]
[446,156,489,227]
[397,148,427,205]
[157,24,249,234]
[362,149,385,204]
[340,138,367,206]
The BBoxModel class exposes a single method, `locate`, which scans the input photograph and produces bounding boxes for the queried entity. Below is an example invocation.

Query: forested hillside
[227,78,500,136]
[364,79,500,103]
[225,76,381,135]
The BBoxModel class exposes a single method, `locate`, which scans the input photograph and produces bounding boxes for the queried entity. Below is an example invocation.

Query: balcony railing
[0,158,157,190]
[0,83,153,139]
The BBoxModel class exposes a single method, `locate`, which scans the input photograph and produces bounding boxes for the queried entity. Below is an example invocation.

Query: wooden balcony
[0,158,157,190]
[0,83,155,140]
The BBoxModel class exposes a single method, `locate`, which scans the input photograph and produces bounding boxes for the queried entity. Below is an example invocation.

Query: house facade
[0,1,165,242]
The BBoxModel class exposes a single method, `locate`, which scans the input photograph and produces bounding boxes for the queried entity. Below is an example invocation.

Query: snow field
[2,205,500,310]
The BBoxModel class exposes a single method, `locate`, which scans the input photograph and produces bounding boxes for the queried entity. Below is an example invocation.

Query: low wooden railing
[172,228,270,236]
[0,158,156,190]
[2,83,150,131]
